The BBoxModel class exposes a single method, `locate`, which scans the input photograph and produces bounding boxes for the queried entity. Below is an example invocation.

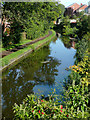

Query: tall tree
[2,2,61,46]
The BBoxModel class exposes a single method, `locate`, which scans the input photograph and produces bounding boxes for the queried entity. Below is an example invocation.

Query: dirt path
[1,31,52,58]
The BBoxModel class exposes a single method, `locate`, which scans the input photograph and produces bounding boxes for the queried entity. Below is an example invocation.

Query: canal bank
[2,35,76,119]
[1,30,56,72]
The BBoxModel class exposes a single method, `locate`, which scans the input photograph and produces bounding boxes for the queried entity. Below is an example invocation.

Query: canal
[2,36,76,119]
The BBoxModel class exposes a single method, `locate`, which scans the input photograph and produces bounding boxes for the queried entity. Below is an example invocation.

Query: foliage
[54,14,90,39]
[54,16,78,37]
[62,16,78,37]
[13,13,89,118]
[59,4,65,16]
[13,90,70,119]
[2,2,61,47]
[1,30,56,67]
[64,7,73,18]
[13,49,89,119]
[13,65,89,119]
[54,16,70,34]
[76,15,90,39]
[61,36,72,48]
[65,50,89,118]
[75,33,89,64]
[63,26,78,36]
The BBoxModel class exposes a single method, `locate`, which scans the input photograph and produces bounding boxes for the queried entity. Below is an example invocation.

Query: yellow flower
[86,72,88,75]
[54,89,55,92]
[69,66,71,68]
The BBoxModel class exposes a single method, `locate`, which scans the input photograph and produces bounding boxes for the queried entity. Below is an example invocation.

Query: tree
[2,2,61,46]
[64,7,73,18]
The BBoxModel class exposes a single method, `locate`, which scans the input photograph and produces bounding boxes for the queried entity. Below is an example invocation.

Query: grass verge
[0,31,49,52]
[1,30,56,69]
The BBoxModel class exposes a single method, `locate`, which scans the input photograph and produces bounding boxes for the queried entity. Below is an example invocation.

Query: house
[64,3,80,17]
[85,5,90,14]
[85,1,90,14]
[67,3,80,12]
[75,4,88,12]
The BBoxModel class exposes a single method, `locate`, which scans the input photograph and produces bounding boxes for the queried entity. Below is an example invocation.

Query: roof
[76,4,88,11]
[79,5,88,10]
[68,3,80,11]
[85,5,90,10]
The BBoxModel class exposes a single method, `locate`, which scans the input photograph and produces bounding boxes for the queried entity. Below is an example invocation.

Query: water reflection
[2,45,61,119]
[60,36,76,49]
[2,37,76,119]
[61,36,72,49]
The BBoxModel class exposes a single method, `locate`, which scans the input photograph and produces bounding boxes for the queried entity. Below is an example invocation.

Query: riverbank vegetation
[2,2,63,48]
[1,30,56,68]
[1,31,49,52]
[1,2,65,69]
[13,11,89,119]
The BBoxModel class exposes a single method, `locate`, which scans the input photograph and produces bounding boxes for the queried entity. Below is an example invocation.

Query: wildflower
[54,88,55,92]
[41,100,44,102]
[60,105,63,109]
[60,110,63,112]
[67,115,68,117]
[41,112,44,115]
[32,110,34,112]
[69,66,71,68]
[39,110,40,113]
[74,70,77,72]
[86,72,88,75]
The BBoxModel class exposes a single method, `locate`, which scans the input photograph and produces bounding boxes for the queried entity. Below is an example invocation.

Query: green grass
[0,31,49,52]
[0,39,32,52]
[1,30,56,68]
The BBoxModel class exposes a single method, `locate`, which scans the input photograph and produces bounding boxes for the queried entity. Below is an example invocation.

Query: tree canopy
[2,2,62,46]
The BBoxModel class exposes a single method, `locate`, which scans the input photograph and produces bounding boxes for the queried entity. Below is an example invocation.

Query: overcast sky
[59,0,89,7]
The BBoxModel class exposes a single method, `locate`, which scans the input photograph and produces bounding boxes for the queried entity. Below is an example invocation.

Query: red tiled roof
[79,5,88,10]
[68,3,80,11]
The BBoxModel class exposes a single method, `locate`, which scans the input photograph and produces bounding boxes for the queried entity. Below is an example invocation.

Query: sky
[59,0,89,7]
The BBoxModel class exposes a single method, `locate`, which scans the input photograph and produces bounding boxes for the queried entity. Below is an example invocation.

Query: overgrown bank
[1,30,56,71]
[13,14,89,119]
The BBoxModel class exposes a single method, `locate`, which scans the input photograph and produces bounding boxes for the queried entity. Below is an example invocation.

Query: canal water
[2,36,76,119]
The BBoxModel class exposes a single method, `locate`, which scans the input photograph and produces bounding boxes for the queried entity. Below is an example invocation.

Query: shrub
[13,92,69,119]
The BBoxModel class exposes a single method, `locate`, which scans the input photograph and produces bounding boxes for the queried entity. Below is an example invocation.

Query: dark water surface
[2,37,76,119]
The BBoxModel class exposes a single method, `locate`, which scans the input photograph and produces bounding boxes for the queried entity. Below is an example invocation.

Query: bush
[13,92,69,119]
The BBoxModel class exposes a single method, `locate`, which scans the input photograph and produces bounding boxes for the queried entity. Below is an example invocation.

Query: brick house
[64,3,80,17]
[85,2,90,14]
[68,3,80,12]
[76,4,88,12]
[85,5,90,14]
